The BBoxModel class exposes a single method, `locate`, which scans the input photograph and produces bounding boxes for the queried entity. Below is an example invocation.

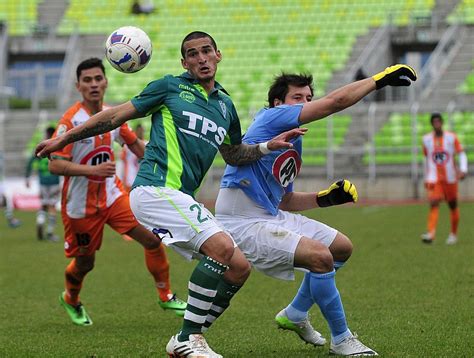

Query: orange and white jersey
[422,131,463,184]
[52,101,137,219]
[120,144,140,189]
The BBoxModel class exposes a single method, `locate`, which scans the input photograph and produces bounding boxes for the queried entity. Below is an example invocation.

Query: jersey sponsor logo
[432,150,449,165]
[218,100,227,118]
[179,90,196,103]
[272,149,301,187]
[79,145,114,183]
[181,111,227,147]
[178,84,196,92]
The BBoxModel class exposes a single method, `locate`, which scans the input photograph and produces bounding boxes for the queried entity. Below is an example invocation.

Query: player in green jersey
[36,31,304,357]
[26,126,61,241]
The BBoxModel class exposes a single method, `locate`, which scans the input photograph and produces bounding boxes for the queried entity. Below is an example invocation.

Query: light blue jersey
[220,104,303,215]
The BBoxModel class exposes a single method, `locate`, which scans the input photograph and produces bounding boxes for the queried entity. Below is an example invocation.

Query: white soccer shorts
[40,184,60,207]
[215,188,338,281]
[130,185,231,260]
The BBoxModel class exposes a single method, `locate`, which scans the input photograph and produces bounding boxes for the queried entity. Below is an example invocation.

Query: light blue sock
[309,270,351,344]
[334,261,346,271]
[285,272,313,322]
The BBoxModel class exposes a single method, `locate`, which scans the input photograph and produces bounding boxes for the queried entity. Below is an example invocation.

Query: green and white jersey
[131,72,242,197]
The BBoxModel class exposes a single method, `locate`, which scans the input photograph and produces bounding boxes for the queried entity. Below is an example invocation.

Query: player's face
[275,85,313,106]
[76,67,108,103]
[431,117,443,132]
[181,37,221,82]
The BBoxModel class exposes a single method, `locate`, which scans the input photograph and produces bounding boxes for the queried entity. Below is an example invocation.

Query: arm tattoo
[67,119,117,144]
[219,143,264,166]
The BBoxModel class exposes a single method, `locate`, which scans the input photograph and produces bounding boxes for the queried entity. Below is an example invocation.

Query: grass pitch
[1,202,473,357]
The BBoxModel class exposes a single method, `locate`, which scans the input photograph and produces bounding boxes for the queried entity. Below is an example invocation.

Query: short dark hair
[45,126,56,138]
[430,112,443,124]
[181,31,217,58]
[76,57,105,81]
[268,73,314,108]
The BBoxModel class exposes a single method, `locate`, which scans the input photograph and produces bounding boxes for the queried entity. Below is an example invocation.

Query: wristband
[258,141,271,155]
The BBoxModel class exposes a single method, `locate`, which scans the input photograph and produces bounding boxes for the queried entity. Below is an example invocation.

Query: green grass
[1,203,473,357]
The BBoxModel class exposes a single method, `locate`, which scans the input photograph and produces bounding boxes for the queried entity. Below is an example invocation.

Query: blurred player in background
[1,181,21,228]
[421,113,468,245]
[216,66,416,356]
[25,126,60,241]
[36,32,305,358]
[47,58,185,326]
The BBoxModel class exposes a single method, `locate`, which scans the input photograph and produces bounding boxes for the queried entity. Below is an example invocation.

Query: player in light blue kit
[215,66,416,356]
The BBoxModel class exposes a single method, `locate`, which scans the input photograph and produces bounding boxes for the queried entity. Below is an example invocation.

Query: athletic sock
[285,272,313,322]
[64,259,86,306]
[144,246,172,301]
[309,270,350,344]
[178,256,227,342]
[202,279,242,331]
[450,207,459,235]
[46,213,56,235]
[37,210,46,226]
[427,206,439,237]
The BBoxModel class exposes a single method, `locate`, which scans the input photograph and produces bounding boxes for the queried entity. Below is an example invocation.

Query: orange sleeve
[454,135,463,153]
[118,123,138,146]
[50,103,82,160]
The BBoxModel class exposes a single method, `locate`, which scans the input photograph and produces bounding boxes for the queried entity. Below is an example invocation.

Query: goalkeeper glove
[372,64,417,90]
[316,180,358,208]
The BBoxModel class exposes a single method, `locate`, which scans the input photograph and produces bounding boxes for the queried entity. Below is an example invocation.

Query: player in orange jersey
[49,58,185,326]
[421,113,468,245]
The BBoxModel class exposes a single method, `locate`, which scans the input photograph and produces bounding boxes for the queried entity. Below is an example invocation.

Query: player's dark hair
[45,126,55,138]
[181,31,217,58]
[76,57,106,81]
[430,112,443,124]
[268,73,314,108]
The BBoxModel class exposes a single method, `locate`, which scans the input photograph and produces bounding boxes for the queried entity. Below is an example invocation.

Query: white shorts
[40,184,60,206]
[130,186,231,260]
[215,188,338,281]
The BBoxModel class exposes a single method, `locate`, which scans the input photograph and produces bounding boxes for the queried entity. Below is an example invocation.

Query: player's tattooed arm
[219,127,308,166]
[67,119,116,143]
[219,143,264,166]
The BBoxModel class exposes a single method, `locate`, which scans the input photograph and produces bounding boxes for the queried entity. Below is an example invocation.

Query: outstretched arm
[219,127,307,166]
[36,101,141,158]
[279,179,358,211]
[299,64,417,124]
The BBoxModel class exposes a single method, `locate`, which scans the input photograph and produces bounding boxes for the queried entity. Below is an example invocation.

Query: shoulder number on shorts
[189,204,211,223]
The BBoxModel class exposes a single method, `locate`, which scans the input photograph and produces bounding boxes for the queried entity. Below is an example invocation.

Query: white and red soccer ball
[105,26,152,73]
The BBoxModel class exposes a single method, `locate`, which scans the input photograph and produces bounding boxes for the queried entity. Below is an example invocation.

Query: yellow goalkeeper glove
[316,180,358,208]
[372,64,417,90]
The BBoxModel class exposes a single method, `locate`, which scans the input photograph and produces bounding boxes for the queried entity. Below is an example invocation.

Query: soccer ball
[105,26,152,73]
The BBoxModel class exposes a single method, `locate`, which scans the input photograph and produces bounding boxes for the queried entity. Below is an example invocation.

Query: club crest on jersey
[218,100,227,118]
[432,150,449,165]
[179,91,195,103]
[272,149,301,187]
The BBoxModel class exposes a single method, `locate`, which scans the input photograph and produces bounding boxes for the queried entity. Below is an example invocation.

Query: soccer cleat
[59,292,93,326]
[446,233,458,245]
[7,217,21,228]
[47,233,59,242]
[275,309,326,346]
[159,293,186,317]
[166,334,222,358]
[420,232,434,244]
[330,333,378,356]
